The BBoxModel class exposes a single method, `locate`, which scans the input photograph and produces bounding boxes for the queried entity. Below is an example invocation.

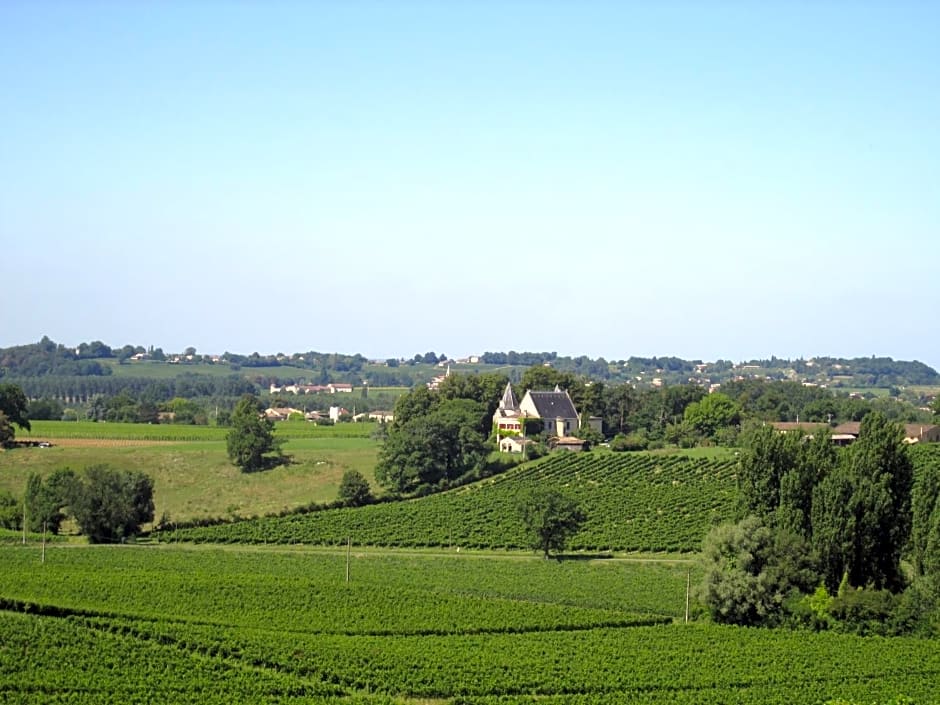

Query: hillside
[155,451,740,552]
[4,338,938,394]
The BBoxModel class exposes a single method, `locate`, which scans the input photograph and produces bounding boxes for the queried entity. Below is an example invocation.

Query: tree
[375,380,494,495]
[697,516,816,626]
[0,383,30,446]
[682,392,741,442]
[68,465,154,543]
[0,490,20,530]
[517,487,586,558]
[226,394,284,472]
[911,461,940,576]
[375,398,488,493]
[812,413,913,591]
[337,470,373,507]
[25,471,76,534]
[737,423,804,520]
[27,397,64,421]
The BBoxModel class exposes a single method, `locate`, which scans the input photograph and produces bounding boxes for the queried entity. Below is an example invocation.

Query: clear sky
[2,1,938,367]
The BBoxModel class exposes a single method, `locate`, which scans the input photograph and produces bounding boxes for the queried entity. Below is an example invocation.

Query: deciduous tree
[0,383,30,447]
[226,394,283,472]
[337,470,373,507]
[68,465,154,543]
[517,487,586,558]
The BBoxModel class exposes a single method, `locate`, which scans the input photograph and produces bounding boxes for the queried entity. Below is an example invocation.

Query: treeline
[517,369,930,448]
[0,337,116,377]
[8,373,258,406]
[0,466,154,543]
[698,423,940,637]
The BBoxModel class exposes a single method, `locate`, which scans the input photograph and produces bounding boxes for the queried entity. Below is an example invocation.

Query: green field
[158,451,739,552]
[0,421,380,524]
[0,544,937,704]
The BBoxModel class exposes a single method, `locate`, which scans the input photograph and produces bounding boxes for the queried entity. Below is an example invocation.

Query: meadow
[0,421,379,523]
[0,544,937,704]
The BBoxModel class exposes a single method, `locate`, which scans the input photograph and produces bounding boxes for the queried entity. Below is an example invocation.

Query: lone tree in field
[337,470,374,507]
[226,394,284,473]
[517,487,586,558]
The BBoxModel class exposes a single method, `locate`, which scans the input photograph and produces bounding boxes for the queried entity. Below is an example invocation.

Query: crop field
[0,544,937,704]
[157,452,739,552]
[0,422,380,523]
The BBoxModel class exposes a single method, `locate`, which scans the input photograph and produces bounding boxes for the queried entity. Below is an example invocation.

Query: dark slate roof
[527,390,579,419]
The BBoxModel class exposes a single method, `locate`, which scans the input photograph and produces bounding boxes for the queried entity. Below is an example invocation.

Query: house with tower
[493,382,602,452]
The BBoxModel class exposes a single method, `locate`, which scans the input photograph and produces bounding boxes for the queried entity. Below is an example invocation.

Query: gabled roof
[833,421,939,439]
[525,390,579,420]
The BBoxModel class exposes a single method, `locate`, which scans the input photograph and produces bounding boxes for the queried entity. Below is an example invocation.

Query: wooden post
[685,570,691,623]
[345,536,351,583]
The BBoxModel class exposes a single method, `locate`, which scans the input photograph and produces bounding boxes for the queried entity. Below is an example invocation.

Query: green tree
[910,456,939,576]
[697,516,816,626]
[737,423,804,520]
[25,472,73,534]
[226,394,284,472]
[924,494,940,580]
[337,470,373,507]
[0,383,30,447]
[778,429,836,539]
[517,487,586,558]
[68,465,154,543]
[27,397,64,421]
[812,413,913,591]
[0,490,20,530]
[683,392,741,441]
[375,398,488,493]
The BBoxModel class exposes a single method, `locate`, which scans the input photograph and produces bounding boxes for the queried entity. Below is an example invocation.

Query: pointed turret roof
[499,382,519,411]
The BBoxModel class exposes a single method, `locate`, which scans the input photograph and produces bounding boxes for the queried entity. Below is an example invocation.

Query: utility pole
[685,570,691,623]
[41,521,47,564]
[345,536,351,583]
[22,500,27,545]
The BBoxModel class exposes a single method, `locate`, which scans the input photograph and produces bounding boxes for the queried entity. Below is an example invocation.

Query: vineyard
[156,452,740,552]
[0,544,936,704]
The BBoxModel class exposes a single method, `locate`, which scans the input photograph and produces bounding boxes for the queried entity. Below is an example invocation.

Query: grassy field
[16,419,377,441]
[1,422,380,524]
[0,544,936,704]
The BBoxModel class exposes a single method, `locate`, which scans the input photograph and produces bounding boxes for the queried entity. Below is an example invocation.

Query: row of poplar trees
[737,412,937,592]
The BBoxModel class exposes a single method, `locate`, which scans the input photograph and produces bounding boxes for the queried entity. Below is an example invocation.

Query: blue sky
[2,1,938,367]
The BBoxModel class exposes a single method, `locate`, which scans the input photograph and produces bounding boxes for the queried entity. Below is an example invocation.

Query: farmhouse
[831,421,940,445]
[493,382,602,452]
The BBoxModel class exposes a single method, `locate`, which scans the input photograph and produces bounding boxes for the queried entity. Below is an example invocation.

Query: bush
[829,586,898,636]
[337,470,373,507]
[610,433,648,452]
